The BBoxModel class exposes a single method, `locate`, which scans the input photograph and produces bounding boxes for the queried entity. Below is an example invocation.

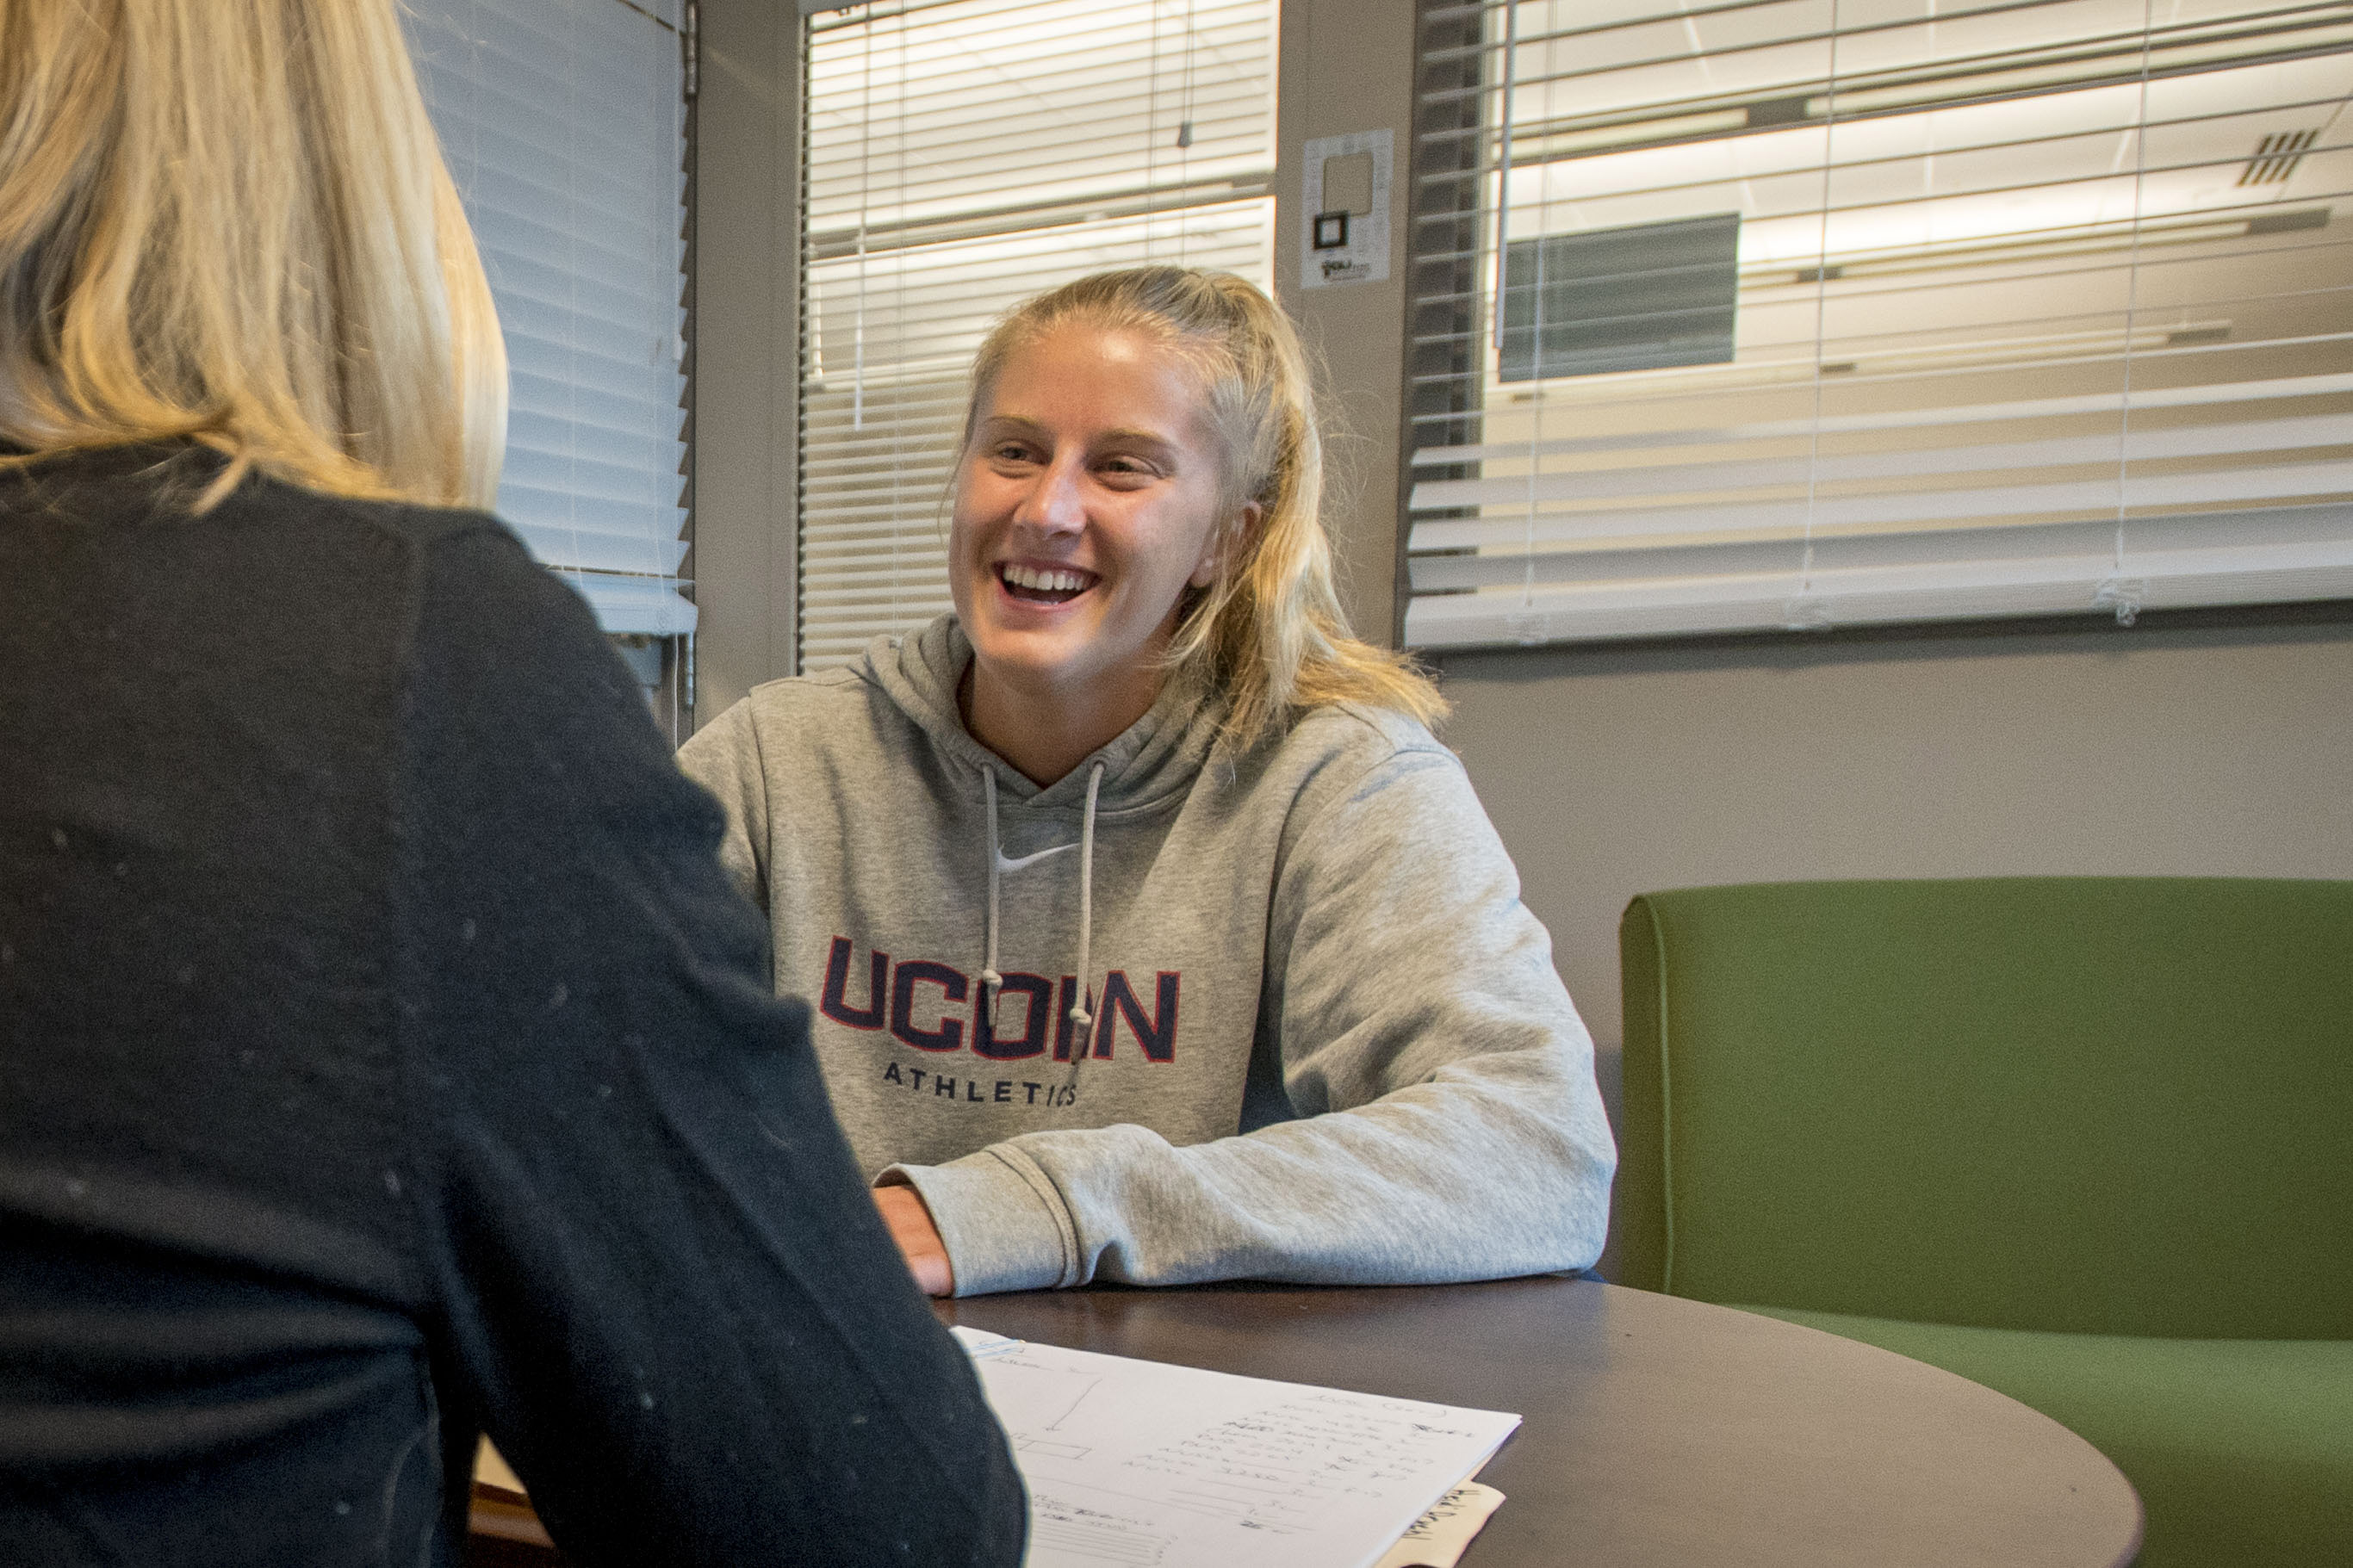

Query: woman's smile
[995,559,1101,607]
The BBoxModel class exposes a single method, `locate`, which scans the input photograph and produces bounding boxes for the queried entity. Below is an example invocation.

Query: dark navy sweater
[0,443,1026,1566]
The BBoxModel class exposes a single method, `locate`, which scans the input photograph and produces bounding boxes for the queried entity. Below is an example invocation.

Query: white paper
[951,1325,1027,1360]
[1369,1481,1507,1568]
[961,1336,1518,1568]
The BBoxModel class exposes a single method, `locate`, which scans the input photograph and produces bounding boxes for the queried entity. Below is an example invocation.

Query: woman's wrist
[872,1182,955,1295]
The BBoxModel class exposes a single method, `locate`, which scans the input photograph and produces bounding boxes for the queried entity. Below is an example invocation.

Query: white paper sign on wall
[1300,128,1393,289]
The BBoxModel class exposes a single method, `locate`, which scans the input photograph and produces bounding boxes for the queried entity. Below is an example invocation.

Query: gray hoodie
[678,616,1615,1296]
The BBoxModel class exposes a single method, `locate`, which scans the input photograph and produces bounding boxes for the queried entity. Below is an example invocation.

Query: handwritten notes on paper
[948,1328,1518,1568]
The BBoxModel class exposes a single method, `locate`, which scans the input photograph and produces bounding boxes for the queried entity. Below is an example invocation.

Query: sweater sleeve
[395,524,1024,1566]
[896,739,1617,1295]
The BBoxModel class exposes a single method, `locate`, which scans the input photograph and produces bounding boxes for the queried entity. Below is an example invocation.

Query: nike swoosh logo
[996,842,1079,874]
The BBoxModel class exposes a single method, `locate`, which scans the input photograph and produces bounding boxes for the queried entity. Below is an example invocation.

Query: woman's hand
[872,1184,955,1296]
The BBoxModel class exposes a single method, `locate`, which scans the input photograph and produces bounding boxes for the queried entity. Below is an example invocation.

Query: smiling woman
[679,265,1618,1301]
[951,322,1239,786]
[954,269,1442,754]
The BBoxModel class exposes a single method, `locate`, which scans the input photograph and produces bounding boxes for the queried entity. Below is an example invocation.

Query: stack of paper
[950,1328,1518,1568]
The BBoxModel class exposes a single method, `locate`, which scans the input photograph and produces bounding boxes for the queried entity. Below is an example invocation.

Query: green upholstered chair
[1614,878,2353,1567]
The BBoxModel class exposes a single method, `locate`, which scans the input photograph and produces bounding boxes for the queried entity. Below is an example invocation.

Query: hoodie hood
[862,616,1226,812]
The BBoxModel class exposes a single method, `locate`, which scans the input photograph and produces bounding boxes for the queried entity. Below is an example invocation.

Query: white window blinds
[1404,0,2353,649]
[406,0,696,636]
[798,0,1277,670]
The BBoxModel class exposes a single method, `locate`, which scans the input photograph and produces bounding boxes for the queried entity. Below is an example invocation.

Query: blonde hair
[963,267,1443,748]
[0,0,506,509]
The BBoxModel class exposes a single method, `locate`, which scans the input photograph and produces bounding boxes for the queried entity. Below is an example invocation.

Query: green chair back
[1615,877,2353,1340]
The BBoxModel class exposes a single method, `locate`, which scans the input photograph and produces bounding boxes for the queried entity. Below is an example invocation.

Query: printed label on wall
[1301,128,1392,289]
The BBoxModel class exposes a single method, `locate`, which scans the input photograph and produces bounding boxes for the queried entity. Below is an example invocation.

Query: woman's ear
[1191,499,1263,588]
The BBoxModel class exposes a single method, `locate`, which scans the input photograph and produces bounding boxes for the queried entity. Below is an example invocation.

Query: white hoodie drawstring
[978,766,1003,1032]
[975,757,1106,1082]
[1064,761,1105,1085]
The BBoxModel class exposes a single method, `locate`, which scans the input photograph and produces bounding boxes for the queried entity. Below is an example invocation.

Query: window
[406,0,696,642]
[797,0,1277,671]
[1404,0,2353,649]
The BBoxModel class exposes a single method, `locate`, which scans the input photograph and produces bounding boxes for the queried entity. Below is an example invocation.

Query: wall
[1436,610,2353,1265]
[1273,0,1417,644]
[688,0,800,727]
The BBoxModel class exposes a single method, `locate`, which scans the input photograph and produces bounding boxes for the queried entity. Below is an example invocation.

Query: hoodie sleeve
[674,695,771,915]
[895,737,1617,1295]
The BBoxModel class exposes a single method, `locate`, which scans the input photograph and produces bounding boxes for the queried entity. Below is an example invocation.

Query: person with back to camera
[0,2,1024,1562]
[680,266,1617,1298]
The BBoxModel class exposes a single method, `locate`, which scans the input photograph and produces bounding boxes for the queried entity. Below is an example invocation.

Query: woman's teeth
[1001,564,1091,602]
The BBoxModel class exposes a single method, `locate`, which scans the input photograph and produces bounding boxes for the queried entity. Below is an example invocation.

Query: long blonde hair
[963,267,1443,748]
[0,0,505,509]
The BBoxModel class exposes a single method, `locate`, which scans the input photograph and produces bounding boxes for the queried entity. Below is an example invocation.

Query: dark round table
[940,1277,2143,1568]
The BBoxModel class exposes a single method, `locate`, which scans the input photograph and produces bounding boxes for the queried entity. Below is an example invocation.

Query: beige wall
[1273,0,1417,646]
[687,0,800,728]
[1433,615,2353,1135]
